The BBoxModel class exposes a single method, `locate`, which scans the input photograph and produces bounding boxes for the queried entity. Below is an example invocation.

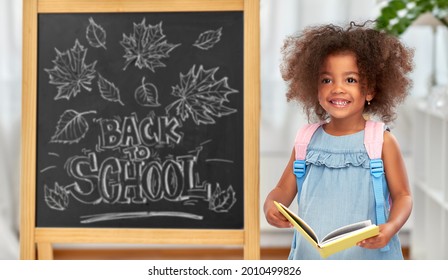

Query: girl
[264,22,414,260]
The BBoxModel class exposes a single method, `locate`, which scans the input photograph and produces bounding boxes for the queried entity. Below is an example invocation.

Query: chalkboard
[36,12,244,229]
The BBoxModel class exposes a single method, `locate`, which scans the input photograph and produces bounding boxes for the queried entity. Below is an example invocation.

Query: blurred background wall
[0,0,22,260]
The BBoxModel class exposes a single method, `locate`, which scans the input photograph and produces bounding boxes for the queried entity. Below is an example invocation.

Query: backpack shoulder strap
[293,122,324,202]
[364,120,390,252]
[294,122,324,160]
[364,120,384,160]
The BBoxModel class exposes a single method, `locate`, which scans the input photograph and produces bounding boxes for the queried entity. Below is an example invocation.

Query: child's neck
[324,117,366,136]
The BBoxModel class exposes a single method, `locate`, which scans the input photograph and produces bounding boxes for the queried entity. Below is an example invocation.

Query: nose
[332,89,344,94]
[331,82,345,94]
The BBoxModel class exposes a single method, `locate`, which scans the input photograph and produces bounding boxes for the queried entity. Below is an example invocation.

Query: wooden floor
[54,247,290,260]
[53,247,409,260]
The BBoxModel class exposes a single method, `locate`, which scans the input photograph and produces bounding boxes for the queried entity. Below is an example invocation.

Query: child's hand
[265,203,293,228]
[357,223,395,249]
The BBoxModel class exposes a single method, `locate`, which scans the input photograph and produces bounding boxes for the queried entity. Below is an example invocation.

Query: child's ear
[365,92,375,103]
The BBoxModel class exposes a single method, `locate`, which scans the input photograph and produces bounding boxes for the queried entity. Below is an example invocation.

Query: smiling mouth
[330,99,350,106]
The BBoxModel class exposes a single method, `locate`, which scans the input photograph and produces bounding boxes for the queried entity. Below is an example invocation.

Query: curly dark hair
[280,21,414,124]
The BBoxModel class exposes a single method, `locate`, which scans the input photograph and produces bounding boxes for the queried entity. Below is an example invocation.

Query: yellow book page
[318,225,379,258]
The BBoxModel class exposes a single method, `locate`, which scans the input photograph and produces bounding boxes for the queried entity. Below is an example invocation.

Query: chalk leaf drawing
[97,73,124,105]
[209,185,236,213]
[166,65,238,125]
[193,27,222,50]
[86,17,107,50]
[50,109,97,144]
[134,77,160,107]
[120,19,181,72]
[45,183,69,211]
[45,39,97,100]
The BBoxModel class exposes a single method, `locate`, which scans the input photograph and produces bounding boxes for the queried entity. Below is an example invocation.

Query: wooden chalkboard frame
[21,0,260,260]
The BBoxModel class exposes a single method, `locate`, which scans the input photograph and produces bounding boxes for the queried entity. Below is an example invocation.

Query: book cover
[274,201,380,258]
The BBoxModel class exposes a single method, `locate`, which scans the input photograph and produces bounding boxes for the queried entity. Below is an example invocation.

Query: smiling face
[317,52,373,123]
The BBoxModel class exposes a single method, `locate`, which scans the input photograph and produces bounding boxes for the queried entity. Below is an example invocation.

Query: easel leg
[37,243,54,260]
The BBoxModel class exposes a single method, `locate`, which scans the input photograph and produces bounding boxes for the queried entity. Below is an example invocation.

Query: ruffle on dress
[305,148,370,169]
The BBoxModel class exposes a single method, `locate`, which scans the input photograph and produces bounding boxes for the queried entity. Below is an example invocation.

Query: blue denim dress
[288,127,403,260]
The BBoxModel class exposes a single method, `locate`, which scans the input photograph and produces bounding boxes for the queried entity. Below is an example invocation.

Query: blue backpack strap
[293,160,306,201]
[364,120,390,252]
[293,122,324,202]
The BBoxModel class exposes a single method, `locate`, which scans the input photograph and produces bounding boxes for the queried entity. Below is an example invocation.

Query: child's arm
[358,131,413,249]
[263,148,298,228]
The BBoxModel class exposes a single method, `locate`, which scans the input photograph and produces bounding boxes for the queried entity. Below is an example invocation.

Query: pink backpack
[293,120,390,251]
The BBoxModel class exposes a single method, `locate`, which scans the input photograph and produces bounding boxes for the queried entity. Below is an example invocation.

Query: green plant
[376,0,448,35]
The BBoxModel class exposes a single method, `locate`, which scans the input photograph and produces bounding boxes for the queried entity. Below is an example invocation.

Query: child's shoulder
[381,128,403,159]
[383,129,398,146]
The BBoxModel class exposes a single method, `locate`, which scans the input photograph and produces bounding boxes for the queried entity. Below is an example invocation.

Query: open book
[274,201,379,258]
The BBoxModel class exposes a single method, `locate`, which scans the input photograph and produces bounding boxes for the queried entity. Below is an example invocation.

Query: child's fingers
[357,235,386,249]
[270,211,292,228]
[266,207,290,228]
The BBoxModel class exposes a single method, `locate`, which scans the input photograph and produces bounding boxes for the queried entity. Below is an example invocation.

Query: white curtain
[0,0,22,259]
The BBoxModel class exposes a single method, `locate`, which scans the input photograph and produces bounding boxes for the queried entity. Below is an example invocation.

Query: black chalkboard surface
[36,12,244,229]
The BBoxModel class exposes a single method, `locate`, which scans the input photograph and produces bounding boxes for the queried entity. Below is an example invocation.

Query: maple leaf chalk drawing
[165,65,238,125]
[45,40,97,100]
[193,27,223,50]
[86,17,107,50]
[134,77,160,107]
[120,19,181,72]
[50,109,97,144]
